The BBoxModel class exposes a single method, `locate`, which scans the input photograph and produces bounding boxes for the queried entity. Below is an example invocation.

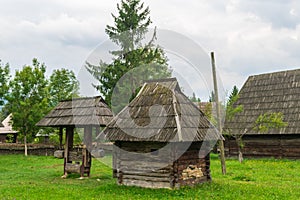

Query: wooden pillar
[59,127,63,150]
[62,126,74,177]
[65,126,74,163]
[84,126,92,150]
[83,126,92,177]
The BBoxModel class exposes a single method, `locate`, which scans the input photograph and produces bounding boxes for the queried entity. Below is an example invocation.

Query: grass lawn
[0,154,300,200]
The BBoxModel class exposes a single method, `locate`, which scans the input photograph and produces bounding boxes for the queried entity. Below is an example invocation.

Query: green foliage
[106,0,151,52]
[0,60,10,106]
[5,134,14,143]
[189,92,201,102]
[1,155,300,199]
[254,112,288,133]
[226,86,243,121]
[6,58,50,148]
[86,0,171,109]
[209,91,215,102]
[48,68,80,107]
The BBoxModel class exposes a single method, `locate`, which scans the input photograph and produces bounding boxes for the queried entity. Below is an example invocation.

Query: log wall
[173,142,210,188]
[114,141,211,189]
[225,134,300,159]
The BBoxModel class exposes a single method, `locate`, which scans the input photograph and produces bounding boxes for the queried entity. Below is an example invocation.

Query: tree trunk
[24,133,28,156]
[236,137,243,163]
[238,146,243,163]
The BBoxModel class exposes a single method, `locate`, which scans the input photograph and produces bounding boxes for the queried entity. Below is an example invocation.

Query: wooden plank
[120,160,171,170]
[122,174,170,182]
[122,171,170,177]
[65,163,81,174]
[122,179,171,189]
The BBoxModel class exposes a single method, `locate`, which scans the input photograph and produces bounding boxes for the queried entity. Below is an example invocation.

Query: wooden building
[0,114,18,143]
[37,96,113,177]
[100,78,221,189]
[224,69,300,158]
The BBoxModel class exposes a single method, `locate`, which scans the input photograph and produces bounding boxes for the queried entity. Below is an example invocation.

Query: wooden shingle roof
[0,114,18,135]
[36,96,113,127]
[225,69,300,135]
[102,78,221,142]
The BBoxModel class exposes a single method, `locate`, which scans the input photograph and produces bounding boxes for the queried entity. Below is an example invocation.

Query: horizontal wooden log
[119,154,169,163]
[122,170,171,177]
[65,163,81,174]
[119,160,171,169]
[122,179,171,189]
[122,174,170,182]
[119,167,170,174]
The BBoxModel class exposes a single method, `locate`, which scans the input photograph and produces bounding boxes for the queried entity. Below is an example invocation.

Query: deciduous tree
[48,68,79,107]
[0,60,10,106]
[7,59,49,156]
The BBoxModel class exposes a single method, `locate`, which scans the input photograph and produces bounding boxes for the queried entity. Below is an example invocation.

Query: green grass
[0,154,300,199]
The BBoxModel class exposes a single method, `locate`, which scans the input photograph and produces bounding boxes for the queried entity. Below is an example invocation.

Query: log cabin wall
[224,135,300,159]
[114,141,172,189]
[174,142,211,187]
[113,141,211,189]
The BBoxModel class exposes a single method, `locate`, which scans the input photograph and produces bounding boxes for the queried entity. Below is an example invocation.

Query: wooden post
[62,126,74,177]
[59,127,63,150]
[84,126,92,150]
[83,126,92,177]
[65,126,74,163]
[211,52,226,175]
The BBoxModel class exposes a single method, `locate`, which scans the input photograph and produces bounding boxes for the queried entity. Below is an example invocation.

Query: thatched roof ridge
[225,68,300,135]
[0,114,18,135]
[102,78,221,142]
[36,96,113,127]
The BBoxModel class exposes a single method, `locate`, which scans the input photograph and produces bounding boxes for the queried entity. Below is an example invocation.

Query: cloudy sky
[1,0,299,100]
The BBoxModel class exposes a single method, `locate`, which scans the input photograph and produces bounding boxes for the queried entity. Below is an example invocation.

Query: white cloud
[0,0,300,100]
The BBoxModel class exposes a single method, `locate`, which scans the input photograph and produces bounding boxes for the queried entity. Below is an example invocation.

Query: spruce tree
[86,0,171,112]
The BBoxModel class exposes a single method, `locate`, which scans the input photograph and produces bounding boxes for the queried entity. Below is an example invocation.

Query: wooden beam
[59,127,63,150]
[211,52,226,175]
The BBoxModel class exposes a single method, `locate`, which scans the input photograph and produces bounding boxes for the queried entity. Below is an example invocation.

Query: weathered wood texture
[225,135,300,159]
[225,69,300,136]
[103,78,221,142]
[36,96,113,127]
[113,141,211,189]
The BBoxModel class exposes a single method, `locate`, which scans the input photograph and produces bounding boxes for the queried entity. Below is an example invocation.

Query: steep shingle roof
[102,78,221,142]
[225,69,300,135]
[36,96,113,127]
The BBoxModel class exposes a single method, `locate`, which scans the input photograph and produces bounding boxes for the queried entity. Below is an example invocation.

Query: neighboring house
[224,69,300,158]
[0,114,18,143]
[101,78,222,189]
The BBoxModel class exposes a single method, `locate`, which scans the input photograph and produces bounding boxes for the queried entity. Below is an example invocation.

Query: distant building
[224,69,300,158]
[0,114,18,143]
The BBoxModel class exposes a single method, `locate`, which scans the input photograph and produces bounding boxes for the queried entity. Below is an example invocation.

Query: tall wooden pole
[211,52,226,175]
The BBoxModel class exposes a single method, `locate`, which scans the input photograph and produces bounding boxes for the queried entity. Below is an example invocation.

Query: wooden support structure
[36,96,113,179]
[62,126,92,178]
[59,127,63,150]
